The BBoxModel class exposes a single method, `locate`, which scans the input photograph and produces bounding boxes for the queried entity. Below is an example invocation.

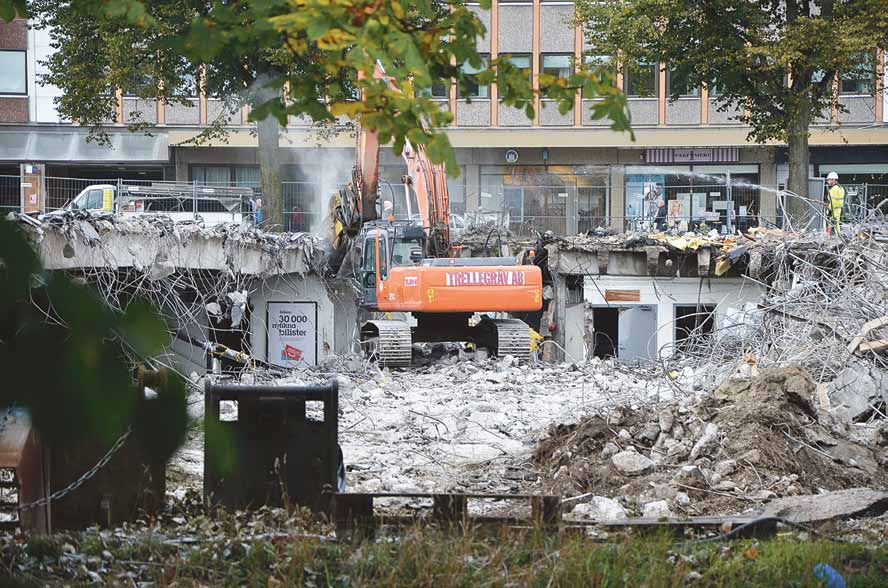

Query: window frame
[666,66,699,98]
[0,49,27,96]
[581,54,615,99]
[840,52,875,96]
[502,53,533,85]
[419,80,450,100]
[459,54,490,100]
[191,164,260,188]
[541,53,574,83]
[625,61,659,98]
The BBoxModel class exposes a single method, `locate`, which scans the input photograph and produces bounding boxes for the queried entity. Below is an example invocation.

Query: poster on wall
[267,301,318,368]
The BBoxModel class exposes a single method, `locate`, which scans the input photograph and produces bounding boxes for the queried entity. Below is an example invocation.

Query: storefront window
[625,165,760,233]
[479,165,609,236]
[816,164,888,213]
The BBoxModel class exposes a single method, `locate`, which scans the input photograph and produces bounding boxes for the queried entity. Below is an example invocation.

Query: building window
[674,305,716,350]
[174,68,200,98]
[667,66,699,97]
[192,165,261,188]
[502,53,532,84]
[625,61,658,97]
[459,54,489,99]
[582,55,614,99]
[840,52,875,95]
[541,54,573,82]
[0,50,26,95]
[420,80,450,99]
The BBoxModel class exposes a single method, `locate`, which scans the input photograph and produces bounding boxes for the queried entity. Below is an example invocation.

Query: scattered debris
[534,368,888,518]
[759,488,888,524]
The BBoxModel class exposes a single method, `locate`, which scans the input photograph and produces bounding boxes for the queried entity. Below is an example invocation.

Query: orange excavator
[328,62,542,366]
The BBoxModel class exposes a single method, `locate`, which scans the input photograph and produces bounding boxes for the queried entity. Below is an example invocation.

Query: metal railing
[4,174,886,235]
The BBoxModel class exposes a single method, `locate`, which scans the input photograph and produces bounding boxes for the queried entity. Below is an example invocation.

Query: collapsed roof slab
[19,216,323,277]
[546,244,725,278]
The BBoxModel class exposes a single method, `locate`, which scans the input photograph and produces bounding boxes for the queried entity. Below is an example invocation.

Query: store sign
[672,149,716,163]
[267,301,318,367]
[646,147,739,164]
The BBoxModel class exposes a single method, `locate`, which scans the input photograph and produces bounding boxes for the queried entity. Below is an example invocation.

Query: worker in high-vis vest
[825,171,845,234]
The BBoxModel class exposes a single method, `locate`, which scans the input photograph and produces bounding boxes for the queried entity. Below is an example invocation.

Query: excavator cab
[360,227,389,309]
[358,222,427,309]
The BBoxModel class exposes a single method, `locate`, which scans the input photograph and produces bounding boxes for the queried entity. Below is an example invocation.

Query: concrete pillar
[174,150,190,182]
[609,165,625,232]
[566,186,579,234]
[465,164,481,211]
[758,153,778,226]
[552,273,568,361]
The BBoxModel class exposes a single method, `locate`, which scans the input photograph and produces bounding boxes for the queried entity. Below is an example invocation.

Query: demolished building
[18,212,358,374]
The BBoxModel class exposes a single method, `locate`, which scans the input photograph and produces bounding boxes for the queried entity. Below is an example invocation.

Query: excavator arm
[347,61,451,252]
[328,61,453,275]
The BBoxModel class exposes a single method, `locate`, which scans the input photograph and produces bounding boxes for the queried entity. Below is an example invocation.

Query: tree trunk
[252,72,283,231]
[785,107,812,230]
[257,113,283,231]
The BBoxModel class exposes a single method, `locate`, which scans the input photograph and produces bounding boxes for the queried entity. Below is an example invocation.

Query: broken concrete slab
[828,362,888,421]
[569,496,627,521]
[611,450,655,476]
[760,488,888,523]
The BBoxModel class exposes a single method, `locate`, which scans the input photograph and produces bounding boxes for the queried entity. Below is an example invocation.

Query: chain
[16,428,132,512]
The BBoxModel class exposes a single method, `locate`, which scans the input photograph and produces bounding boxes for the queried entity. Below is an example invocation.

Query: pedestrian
[255,198,264,227]
[292,204,304,232]
[654,197,667,230]
[825,172,845,234]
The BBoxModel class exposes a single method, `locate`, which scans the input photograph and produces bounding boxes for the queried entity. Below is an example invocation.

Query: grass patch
[4,523,887,587]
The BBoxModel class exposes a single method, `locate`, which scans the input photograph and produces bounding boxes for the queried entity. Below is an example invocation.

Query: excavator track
[488,318,532,361]
[361,320,412,367]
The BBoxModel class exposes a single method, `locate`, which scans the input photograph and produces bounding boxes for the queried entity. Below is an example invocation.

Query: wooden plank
[604,289,641,302]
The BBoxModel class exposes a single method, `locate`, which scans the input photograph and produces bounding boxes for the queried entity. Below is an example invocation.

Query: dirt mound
[533,367,888,516]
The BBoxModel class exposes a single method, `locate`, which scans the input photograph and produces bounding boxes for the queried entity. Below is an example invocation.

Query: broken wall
[582,276,763,359]
[249,275,357,367]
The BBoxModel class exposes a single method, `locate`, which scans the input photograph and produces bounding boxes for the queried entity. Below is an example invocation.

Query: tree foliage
[580,0,886,142]
[576,0,888,218]
[0,219,188,461]
[26,0,630,176]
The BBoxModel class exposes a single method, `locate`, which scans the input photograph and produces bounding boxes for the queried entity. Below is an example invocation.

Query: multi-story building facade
[1,2,887,233]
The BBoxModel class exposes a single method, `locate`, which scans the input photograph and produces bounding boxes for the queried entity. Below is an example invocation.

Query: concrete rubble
[534,367,888,520]
[11,210,888,537]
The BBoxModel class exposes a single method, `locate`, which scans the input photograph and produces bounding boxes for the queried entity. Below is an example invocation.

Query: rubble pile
[170,354,686,496]
[535,368,888,520]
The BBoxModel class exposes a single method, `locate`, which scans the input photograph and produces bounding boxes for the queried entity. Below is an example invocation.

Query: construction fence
[2,174,887,236]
